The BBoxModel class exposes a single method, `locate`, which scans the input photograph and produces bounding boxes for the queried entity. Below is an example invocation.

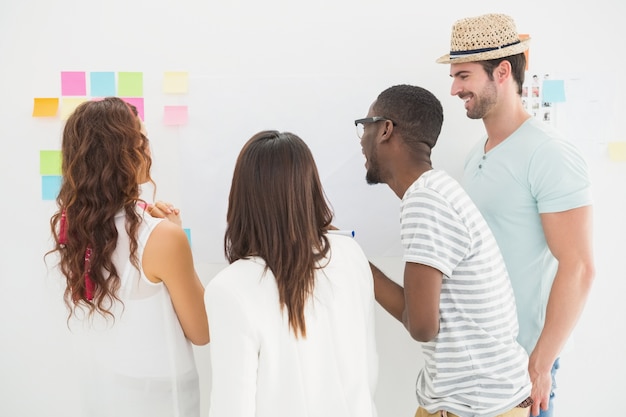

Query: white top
[69,209,200,417]
[205,234,378,417]
[401,170,531,417]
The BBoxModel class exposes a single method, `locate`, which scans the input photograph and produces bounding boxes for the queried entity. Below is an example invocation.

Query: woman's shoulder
[207,257,269,291]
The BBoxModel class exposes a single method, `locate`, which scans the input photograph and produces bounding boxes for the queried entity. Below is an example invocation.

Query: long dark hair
[47,97,153,320]
[225,130,333,338]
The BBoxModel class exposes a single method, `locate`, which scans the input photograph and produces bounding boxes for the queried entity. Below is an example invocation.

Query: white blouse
[205,234,378,417]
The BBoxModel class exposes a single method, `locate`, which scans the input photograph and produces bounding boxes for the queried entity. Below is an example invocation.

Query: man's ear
[379,120,394,143]
[495,60,512,82]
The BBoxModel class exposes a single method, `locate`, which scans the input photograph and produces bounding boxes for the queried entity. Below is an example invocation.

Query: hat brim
[436,38,531,64]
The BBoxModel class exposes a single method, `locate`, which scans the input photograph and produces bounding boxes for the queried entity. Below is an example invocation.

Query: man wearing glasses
[356,84,532,417]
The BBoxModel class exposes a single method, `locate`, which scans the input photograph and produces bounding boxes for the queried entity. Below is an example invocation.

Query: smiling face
[450,62,498,120]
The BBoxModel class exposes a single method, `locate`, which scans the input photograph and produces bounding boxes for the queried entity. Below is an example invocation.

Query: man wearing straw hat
[437,13,595,417]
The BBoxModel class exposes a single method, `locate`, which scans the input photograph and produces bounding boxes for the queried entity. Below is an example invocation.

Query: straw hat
[436,13,530,64]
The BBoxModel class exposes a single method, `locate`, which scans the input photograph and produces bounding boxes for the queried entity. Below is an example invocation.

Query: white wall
[1,0,624,415]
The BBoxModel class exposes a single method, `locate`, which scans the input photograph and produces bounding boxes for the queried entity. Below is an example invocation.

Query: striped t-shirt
[400,170,531,417]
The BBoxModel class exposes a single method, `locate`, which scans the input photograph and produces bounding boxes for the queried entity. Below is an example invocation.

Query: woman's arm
[142,219,209,345]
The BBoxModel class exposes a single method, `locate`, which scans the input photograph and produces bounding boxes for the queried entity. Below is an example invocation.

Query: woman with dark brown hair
[47,97,208,417]
[204,130,378,417]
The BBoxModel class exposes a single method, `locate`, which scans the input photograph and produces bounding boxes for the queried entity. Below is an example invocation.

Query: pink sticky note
[122,97,145,121]
[61,71,87,96]
[163,105,188,125]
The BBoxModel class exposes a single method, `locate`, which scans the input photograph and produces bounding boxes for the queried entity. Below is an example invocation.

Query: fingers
[145,201,182,225]
[529,371,551,416]
[152,201,179,215]
[530,399,549,417]
[530,401,540,416]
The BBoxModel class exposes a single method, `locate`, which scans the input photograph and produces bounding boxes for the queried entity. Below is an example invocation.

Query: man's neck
[483,103,531,153]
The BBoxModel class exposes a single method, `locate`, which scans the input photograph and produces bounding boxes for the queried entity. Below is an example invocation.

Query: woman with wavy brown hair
[47,97,208,417]
[204,131,378,417]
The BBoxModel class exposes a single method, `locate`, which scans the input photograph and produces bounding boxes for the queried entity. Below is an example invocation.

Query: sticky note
[608,142,626,162]
[118,72,143,96]
[90,71,116,97]
[122,97,145,121]
[61,97,88,120]
[40,150,62,175]
[183,228,191,246]
[42,176,62,200]
[163,105,188,125]
[32,98,59,117]
[163,71,189,93]
[542,80,566,103]
[61,71,87,96]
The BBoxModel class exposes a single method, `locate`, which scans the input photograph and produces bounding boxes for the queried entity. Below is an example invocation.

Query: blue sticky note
[542,80,566,103]
[90,72,116,97]
[183,228,192,246]
[42,175,62,200]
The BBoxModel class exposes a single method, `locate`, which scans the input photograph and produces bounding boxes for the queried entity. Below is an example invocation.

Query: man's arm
[370,262,405,322]
[530,205,595,415]
[370,261,442,342]
[403,262,442,342]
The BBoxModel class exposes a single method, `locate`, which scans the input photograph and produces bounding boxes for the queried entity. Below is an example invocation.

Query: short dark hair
[373,84,443,151]
[478,52,527,95]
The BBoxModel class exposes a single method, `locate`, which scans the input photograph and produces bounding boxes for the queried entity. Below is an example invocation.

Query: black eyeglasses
[354,116,395,139]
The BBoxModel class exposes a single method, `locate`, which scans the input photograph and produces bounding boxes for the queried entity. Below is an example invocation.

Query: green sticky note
[118,72,143,96]
[40,150,62,175]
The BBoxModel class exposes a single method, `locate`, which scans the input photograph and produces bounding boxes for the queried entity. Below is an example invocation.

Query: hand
[529,364,552,416]
[147,201,182,227]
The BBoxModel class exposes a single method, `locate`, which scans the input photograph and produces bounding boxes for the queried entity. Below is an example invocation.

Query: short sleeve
[401,188,470,277]
[529,139,592,213]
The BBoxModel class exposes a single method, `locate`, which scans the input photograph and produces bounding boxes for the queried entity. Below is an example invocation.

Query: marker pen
[327,230,355,237]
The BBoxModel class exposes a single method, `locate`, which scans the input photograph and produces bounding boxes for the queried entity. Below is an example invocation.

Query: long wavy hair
[47,97,153,319]
[225,131,334,338]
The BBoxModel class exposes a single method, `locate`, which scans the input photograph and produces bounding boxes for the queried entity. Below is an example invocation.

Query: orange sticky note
[33,98,59,117]
[520,34,530,70]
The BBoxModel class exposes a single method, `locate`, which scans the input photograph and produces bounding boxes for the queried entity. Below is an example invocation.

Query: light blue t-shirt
[463,118,592,353]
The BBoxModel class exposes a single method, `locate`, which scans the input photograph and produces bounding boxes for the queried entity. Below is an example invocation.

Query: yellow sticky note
[61,97,88,120]
[33,98,59,117]
[608,142,626,162]
[163,71,189,94]
[40,150,63,175]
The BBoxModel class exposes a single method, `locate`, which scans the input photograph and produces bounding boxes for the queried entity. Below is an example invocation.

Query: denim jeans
[537,358,559,417]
